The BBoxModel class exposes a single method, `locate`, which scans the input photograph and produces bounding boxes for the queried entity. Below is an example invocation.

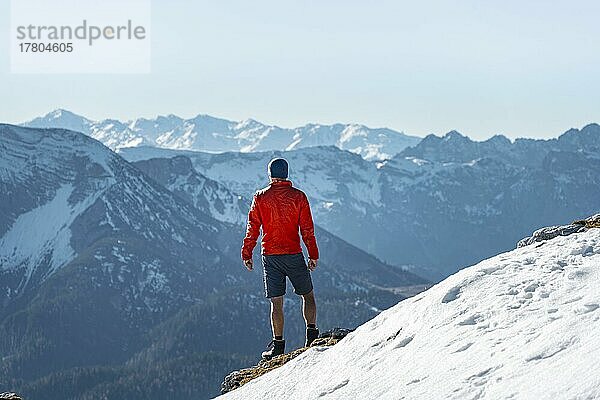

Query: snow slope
[0,184,102,292]
[219,227,600,400]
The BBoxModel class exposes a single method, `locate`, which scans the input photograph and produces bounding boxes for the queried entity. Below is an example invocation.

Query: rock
[517,214,599,248]
[517,224,587,248]
[221,328,353,394]
[0,393,23,400]
[573,214,600,229]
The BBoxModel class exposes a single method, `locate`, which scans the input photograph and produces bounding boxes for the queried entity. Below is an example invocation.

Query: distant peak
[582,123,600,131]
[158,113,183,121]
[486,134,512,145]
[45,108,80,119]
[420,133,442,143]
[191,113,234,125]
[240,118,262,126]
[28,109,93,128]
[558,123,600,141]
[443,130,467,140]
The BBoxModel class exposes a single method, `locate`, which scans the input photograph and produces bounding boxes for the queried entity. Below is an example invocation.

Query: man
[241,158,320,359]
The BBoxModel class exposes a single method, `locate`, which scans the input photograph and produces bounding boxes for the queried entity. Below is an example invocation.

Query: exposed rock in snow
[221,328,353,395]
[518,214,600,248]
[218,220,600,400]
[0,393,22,400]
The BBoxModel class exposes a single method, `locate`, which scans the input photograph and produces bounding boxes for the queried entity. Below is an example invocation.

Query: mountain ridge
[120,123,600,280]
[0,124,427,399]
[23,109,421,161]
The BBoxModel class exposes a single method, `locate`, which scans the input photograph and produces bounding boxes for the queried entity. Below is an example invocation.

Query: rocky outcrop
[517,214,600,248]
[221,328,353,394]
[0,393,23,400]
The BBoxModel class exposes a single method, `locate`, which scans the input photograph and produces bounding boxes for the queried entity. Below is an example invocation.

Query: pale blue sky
[1,0,599,140]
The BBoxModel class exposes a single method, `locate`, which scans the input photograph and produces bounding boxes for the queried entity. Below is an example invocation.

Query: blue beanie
[268,158,288,179]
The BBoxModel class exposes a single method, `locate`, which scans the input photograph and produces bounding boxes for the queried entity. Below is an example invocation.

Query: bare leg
[301,290,317,326]
[270,296,284,338]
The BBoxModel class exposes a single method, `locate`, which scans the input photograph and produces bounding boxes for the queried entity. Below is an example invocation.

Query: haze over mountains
[24,109,421,161]
[4,109,600,399]
[22,110,600,280]
[121,123,600,280]
[0,124,425,399]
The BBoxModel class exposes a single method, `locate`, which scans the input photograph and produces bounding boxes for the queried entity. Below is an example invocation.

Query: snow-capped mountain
[23,109,421,160]
[124,145,381,227]
[0,124,426,399]
[132,156,249,226]
[220,221,600,400]
[122,123,600,281]
[0,124,231,303]
[131,154,426,292]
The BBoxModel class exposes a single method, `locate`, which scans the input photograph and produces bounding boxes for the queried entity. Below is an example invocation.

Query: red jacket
[242,180,319,261]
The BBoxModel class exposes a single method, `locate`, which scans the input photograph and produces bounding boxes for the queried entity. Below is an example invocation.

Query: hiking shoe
[306,327,320,347]
[261,339,285,359]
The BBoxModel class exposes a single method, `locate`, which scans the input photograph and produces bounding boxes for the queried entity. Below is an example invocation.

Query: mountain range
[24,109,421,161]
[6,108,600,399]
[121,123,600,280]
[0,124,426,399]
[20,110,600,280]
[22,110,600,280]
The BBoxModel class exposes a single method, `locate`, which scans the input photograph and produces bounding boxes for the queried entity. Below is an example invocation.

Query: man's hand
[243,259,253,271]
[308,258,318,272]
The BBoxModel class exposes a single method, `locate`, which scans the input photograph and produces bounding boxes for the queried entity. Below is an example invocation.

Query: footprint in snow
[570,244,594,256]
[480,264,506,275]
[573,303,599,315]
[465,366,499,390]
[442,286,461,303]
[458,313,484,326]
[538,290,550,298]
[562,295,583,304]
[372,328,403,347]
[394,335,414,349]
[567,270,587,280]
[525,342,570,362]
[318,379,349,397]
[406,376,427,385]
[453,342,473,353]
[467,367,493,380]
[523,283,539,292]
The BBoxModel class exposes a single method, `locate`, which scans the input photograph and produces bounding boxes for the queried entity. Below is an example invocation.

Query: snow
[218,228,600,400]
[0,184,102,289]
[23,109,421,161]
[321,202,334,211]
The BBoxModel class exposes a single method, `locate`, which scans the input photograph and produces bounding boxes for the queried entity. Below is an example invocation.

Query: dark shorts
[262,253,313,298]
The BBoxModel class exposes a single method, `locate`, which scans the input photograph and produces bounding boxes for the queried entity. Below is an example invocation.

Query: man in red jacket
[242,158,320,359]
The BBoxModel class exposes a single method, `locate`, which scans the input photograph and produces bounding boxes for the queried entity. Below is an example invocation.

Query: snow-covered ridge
[219,223,600,400]
[0,124,223,299]
[22,109,421,161]
[132,155,248,226]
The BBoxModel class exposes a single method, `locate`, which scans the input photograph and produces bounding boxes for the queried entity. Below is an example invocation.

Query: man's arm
[299,193,319,262]
[241,194,262,268]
